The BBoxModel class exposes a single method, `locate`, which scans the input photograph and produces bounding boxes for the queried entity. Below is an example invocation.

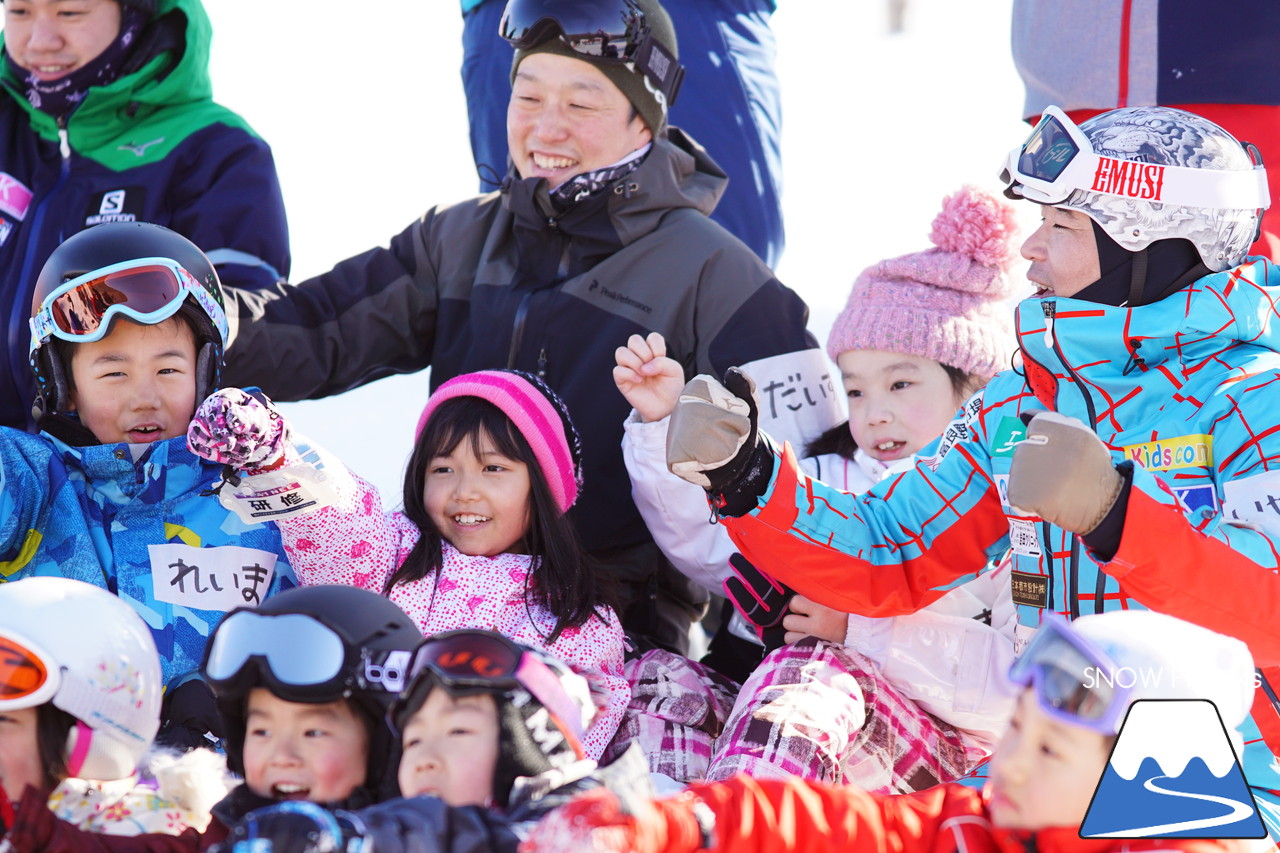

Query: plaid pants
[602,647,740,782]
[706,637,988,791]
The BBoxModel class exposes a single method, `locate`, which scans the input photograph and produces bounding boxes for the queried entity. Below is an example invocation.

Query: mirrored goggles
[29,257,228,353]
[999,105,1270,211]
[499,0,683,103]
[1008,613,1131,735]
[203,610,351,702]
[0,631,59,710]
[397,630,585,749]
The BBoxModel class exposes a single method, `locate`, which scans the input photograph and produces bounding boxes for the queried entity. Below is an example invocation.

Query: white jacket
[622,412,1018,750]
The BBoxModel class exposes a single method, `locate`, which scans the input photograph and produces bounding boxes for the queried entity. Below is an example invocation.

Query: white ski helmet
[0,578,162,781]
[1001,105,1270,272]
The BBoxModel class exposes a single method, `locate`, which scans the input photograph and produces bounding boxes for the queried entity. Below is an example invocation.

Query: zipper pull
[57,124,70,160]
[1042,299,1056,348]
[536,347,548,378]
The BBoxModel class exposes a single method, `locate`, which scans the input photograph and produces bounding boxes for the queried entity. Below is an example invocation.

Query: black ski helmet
[202,585,422,803]
[29,222,227,420]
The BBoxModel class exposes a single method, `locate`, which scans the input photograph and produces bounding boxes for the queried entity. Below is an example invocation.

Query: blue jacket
[724,258,1280,833]
[0,0,290,430]
[0,430,296,688]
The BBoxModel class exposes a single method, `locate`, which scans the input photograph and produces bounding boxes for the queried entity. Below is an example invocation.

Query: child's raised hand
[613,332,685,423]
[187,387,290,474]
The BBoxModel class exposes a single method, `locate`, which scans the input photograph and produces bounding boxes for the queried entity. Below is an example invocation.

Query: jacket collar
[1,0,217,158]
[499,127,728,248]
[1015,258,1280,411]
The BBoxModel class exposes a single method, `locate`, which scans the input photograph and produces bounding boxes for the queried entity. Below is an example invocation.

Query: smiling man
[221,0,841,655]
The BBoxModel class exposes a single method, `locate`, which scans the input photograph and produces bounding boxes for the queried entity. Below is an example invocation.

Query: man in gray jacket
[222,0,840,654]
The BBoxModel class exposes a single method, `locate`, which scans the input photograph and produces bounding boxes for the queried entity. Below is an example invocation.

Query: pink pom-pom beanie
[826,186,1021,380]
[415,370,583,515]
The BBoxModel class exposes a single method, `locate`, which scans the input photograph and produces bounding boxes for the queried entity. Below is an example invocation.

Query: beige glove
[666,369,759,492]
[1007,411,1124,535]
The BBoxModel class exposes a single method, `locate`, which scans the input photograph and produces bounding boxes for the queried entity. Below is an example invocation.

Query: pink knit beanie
[415,370,583,515]
[826,186,1021,380]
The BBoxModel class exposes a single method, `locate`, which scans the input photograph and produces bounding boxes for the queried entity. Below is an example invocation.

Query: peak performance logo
[1091,157,1166,201]
[1081,699,1266,839]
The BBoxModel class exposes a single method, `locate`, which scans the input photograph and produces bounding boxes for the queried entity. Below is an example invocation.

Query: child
[524,610,1259,853]
[0,222,296,747]
[611,187,1022,787]
[216,629,652,853]
[198,583,422,844]
[186,370,628,758]
[0,577,230,850]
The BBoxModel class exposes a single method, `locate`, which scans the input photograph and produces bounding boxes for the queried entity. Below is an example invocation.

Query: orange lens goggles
[0,636,50,700]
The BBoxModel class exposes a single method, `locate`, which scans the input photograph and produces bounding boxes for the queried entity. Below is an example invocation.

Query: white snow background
[200,0,1036,504]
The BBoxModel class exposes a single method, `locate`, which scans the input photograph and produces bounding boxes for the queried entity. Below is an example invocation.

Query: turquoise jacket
[724,258,1280,833]
[0,430,296,687]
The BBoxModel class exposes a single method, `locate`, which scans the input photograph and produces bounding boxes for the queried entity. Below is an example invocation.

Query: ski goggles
[29,257,228,354]
[393,630,586,749]
[203,610,359,703]
[1008,614,1133,735]
[499,0,684,104]
[999,105,1269,211]
[0,631,58,710]
[0,629,155,746]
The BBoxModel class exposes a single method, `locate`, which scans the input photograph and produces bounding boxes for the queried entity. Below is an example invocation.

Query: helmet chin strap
[65,720,94,777]
[1126,248,1149,308]
[194,339,220,406]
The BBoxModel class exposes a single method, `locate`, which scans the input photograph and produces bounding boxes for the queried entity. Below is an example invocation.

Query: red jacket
[681,776,1253,853]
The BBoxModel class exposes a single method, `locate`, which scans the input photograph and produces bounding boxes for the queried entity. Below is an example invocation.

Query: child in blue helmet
[214,629,653,853]
[524,609,1260,853]
[0,221,297,748]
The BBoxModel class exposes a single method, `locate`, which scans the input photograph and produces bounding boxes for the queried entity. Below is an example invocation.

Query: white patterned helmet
[1000,105,1269,272]
[0,578,162,781]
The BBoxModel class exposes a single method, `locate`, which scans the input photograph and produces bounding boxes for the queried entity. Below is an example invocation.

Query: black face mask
[4,5,147,119]
[1070,220,1208,308]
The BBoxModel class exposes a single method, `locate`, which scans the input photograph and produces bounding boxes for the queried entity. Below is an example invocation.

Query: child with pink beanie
[184,370,628,761]
[611,186,1025,789]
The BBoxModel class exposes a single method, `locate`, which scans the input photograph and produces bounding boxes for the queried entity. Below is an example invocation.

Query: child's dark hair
[805,363,984,458]
[36,703,77,790]
[390,396,609,643]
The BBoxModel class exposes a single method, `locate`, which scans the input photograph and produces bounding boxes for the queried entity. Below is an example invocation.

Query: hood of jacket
[0,0,252,169]
[500,127,727,249]
[1015,257,1280,415]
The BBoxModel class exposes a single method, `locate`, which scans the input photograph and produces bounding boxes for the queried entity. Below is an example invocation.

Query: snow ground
[202,0,1035,503]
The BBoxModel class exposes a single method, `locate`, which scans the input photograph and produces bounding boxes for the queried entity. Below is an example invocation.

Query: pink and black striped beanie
[415,370,583,514]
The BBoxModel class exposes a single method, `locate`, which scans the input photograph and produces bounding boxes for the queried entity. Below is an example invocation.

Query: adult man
[665,105,1280,834]
[459,0,785,268]
[222,0,840,654]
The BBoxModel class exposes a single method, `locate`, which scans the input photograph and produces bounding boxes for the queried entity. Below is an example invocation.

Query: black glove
[212,801,366,853]
[723,553,794,652]
[156,679,224,751]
